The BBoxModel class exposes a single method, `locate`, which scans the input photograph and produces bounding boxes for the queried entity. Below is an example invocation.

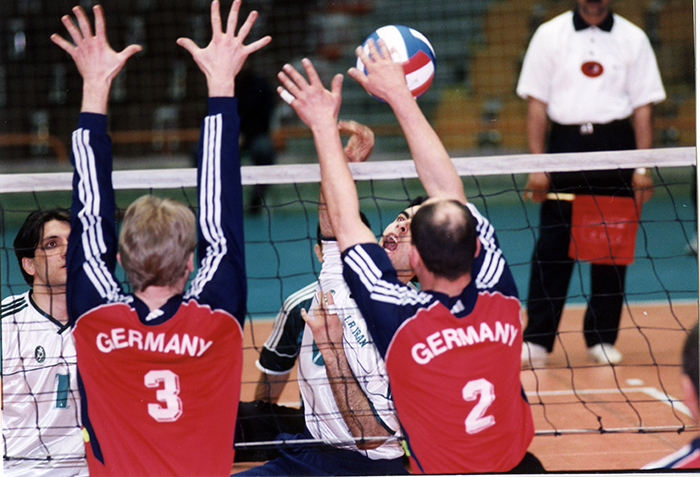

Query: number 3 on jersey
[463,378,495,434]
[145,369,183,422]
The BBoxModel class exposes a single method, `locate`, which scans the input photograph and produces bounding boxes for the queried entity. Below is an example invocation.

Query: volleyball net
[1,146,698,468]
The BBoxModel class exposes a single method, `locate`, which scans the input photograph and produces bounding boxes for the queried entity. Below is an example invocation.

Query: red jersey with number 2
[385,292,534,474]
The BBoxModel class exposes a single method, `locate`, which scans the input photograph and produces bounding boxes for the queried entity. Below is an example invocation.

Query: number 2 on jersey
[145,369,183,422]
[462,378,495,434]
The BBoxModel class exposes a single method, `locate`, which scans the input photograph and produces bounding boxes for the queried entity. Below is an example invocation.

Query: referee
[516,0,666,367]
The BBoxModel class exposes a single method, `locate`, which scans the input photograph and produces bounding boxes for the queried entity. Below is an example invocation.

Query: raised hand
[177,0,271,97]
[339,120,374,164]
[51,5,142,114]
[301,291,344,353]
[347,39,410,104]
[277,59,344,130]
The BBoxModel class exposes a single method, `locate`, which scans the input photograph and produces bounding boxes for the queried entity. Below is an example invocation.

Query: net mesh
[0,0,696,471]
[1,147,697,470]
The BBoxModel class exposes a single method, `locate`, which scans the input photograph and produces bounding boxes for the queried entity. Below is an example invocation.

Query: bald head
[410,199,477,280]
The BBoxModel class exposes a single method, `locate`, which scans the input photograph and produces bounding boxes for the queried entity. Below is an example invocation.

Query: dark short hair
[316,211,371,246]
[410,200,477,280]
[14,208,71,285]
[683,323,699,399]
[408,196,427,209]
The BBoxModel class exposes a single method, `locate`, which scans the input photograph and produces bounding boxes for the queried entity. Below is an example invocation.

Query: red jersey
[385,295,533,473]
[74,300,242,476]
[343,203,535,474]
[67,99,247,476]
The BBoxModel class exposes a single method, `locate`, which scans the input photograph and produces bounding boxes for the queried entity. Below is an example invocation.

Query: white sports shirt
[516,10,666,125]
[2,291,88,477]
[298,241,405,461]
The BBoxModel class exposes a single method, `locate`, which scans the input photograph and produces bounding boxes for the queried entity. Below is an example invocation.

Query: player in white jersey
[236,122,408,475]
[2,208,88,477]
[236,209,383,464]
[299,239,408,457]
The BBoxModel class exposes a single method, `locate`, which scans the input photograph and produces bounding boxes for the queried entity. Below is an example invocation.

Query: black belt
[551,118,631,136]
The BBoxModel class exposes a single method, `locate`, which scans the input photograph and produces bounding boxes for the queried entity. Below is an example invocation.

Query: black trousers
[234,400,306,462]
[508,451,546,474]
[524,118,635,352]
[524,200,628,351]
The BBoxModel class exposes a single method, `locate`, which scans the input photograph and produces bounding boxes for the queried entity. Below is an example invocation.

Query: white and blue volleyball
[356,25,436,99]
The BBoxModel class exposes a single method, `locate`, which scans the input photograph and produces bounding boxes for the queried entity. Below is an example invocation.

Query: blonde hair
[119,195,197,292]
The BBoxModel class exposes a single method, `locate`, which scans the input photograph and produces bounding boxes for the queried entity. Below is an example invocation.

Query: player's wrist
[207,77,235,97]
[81,81,111,115]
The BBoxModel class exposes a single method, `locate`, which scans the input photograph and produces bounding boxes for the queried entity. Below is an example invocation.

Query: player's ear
[474,237,481,258]
[187,252,195,272]
[21,257,36,278]
[116,252,123,267]
[409,244,423,273]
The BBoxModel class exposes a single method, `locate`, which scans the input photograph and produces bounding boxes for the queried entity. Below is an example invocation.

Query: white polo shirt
[516,10,666,125]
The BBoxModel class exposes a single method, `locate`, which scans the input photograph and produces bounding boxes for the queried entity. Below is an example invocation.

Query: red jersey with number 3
[67,100,247,476]
[74,300,243,476]
[385,294,533,473]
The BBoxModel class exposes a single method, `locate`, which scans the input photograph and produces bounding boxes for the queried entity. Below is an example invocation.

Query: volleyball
[356,25,436,99]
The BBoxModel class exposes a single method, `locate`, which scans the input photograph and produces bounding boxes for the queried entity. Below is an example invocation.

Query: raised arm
[314,121,391,448]
[318,120,375,238]
[51,5,141,114]
[177,0,270,98]
[179,0,270,321]
[278,59,375,252]
[54,5,141,321]
[348,39,466,203]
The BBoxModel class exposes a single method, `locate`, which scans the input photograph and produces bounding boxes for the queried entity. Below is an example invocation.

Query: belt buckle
[579,123,594,135]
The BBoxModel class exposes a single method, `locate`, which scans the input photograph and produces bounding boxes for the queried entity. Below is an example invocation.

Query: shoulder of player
[1,292,30,319]
[343,243,424,306]
[467,203,498,244]
[282,282,318,311]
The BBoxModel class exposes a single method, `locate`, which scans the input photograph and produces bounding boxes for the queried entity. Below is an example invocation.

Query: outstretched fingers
[329,73,344,97]
[175,37,199,57]
[119,44,143,62]
[277,64,307,98]
[243,32,271,56]
[57,13,82,47]
[225,0,241,36]
[371,38,392,61]
[301,58,323,87]
[277,59,343,128]
[72,6,94,41]
[92,5,107,41]
[50,32,74,55]
[233,7,256,42]
[51,5,141,113]
[210,0,223,35]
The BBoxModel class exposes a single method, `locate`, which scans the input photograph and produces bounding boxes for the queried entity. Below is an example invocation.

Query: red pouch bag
[568,194,640,265]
